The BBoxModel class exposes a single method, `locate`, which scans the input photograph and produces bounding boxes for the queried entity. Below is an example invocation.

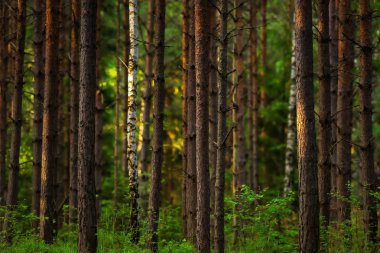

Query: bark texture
[295,0,320,252]
[78,0,98,251]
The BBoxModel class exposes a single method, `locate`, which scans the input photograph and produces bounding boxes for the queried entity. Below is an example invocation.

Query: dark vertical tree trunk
[317,0,331,228]
[295,0,319,252]
[77,0,98,251]
[181,0,189,238]
[359,0,378,245]
[148,1,165,250]
[40,0,59,243]
[336,0,354,223]
[186,0,196,244]
[194,0,210,251]
[329,0,338,221]
[69,0,80,226]
[4,0,27,243]
[260,0,268,106]
[214,0,228,252]
[32,0,45,231]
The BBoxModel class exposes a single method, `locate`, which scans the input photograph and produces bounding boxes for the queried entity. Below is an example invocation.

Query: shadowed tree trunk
[194,0,210,251]
[77,0,98,251]
[148,1,165,250]
[128,0,140,244]
[359,0,378,246]
[317,0,331,227]
[40,0,59,243]
[32,0,45,231]
[295,0,319,252]
[336,0,354,223]
[69,0,79,226]
[260,0,268,106]
[214,0,228,251]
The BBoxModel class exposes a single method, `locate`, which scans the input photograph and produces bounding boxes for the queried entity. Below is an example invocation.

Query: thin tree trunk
[40,0,59,243]
[295,0,319,252]
[186,0,196,243]
[148,1,165,250]
[69,0,80,226]
[194,0,210,251]
[214,0,228,251]
[260,0,268,106]
[4,0,27,243]
[32,0,45,231]
[181,0,189,238]
[359,0,378,245]
[329,0,338,221]
[336,0,354,223]
[128,0,140,244]
[317,0,331,228]
[77,0,98,251]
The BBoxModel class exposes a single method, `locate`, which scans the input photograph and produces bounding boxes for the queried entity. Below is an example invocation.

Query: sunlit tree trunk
[295,0,319,252]
[359,0,378,245]
[128,0,140,244]
[194,0,210,251]
[78,0,98,251]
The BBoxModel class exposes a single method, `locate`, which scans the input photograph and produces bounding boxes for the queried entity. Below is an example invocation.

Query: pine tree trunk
[69,0,79,226]
[194,0,210,251]
[32,0,45,231]
[329,0,338,221]
[128,0,140,244]
[317,0,331,227]
[77,0,98,251]
[260,0,268,106]
[186,0,197,243]
[40,0,59,243]
[214,1,228,251]
[336,0,354,222]
[4,0,26,243]
[295,0,319,252]
[148,1,165,250]
[359,0,378,245]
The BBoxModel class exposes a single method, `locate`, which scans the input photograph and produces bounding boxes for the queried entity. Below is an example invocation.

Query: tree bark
[260,0,268,106]
[359,0,378,245]
[317,0,331,227]
[194,0,210,251]
[4,0,26,243]
[40,0,59,243]
[214,0,228,252]
[336,0,354,223]
[69,0,80,226]
[295,0,319,252]
[78,0,98,251]
[186,0,197,244]
[128,0,140,244]
[148,1,165,250]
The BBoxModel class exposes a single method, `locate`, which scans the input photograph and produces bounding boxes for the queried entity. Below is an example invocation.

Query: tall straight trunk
[249,0,259,193]
[32,0,45,231]
[359,0,378,245]
[69,0,80,225]
[336,0,354,222]
[295,0,319,252]
[214,0,228,252]
[194,0,210,251]
[329,0,338,221]
[260,0,268,106]
[283,15,296,196]
[186,0,196,243]
[317,0,331,227]
[4,0,26,243]
[181,0,189,237]
[122,0,130,178]
[40,0,59,243]
[140,0,155,204]
[128,0,140,244]
[0,0,9,207]
[148,1,165,250]
[78,0,98,251]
